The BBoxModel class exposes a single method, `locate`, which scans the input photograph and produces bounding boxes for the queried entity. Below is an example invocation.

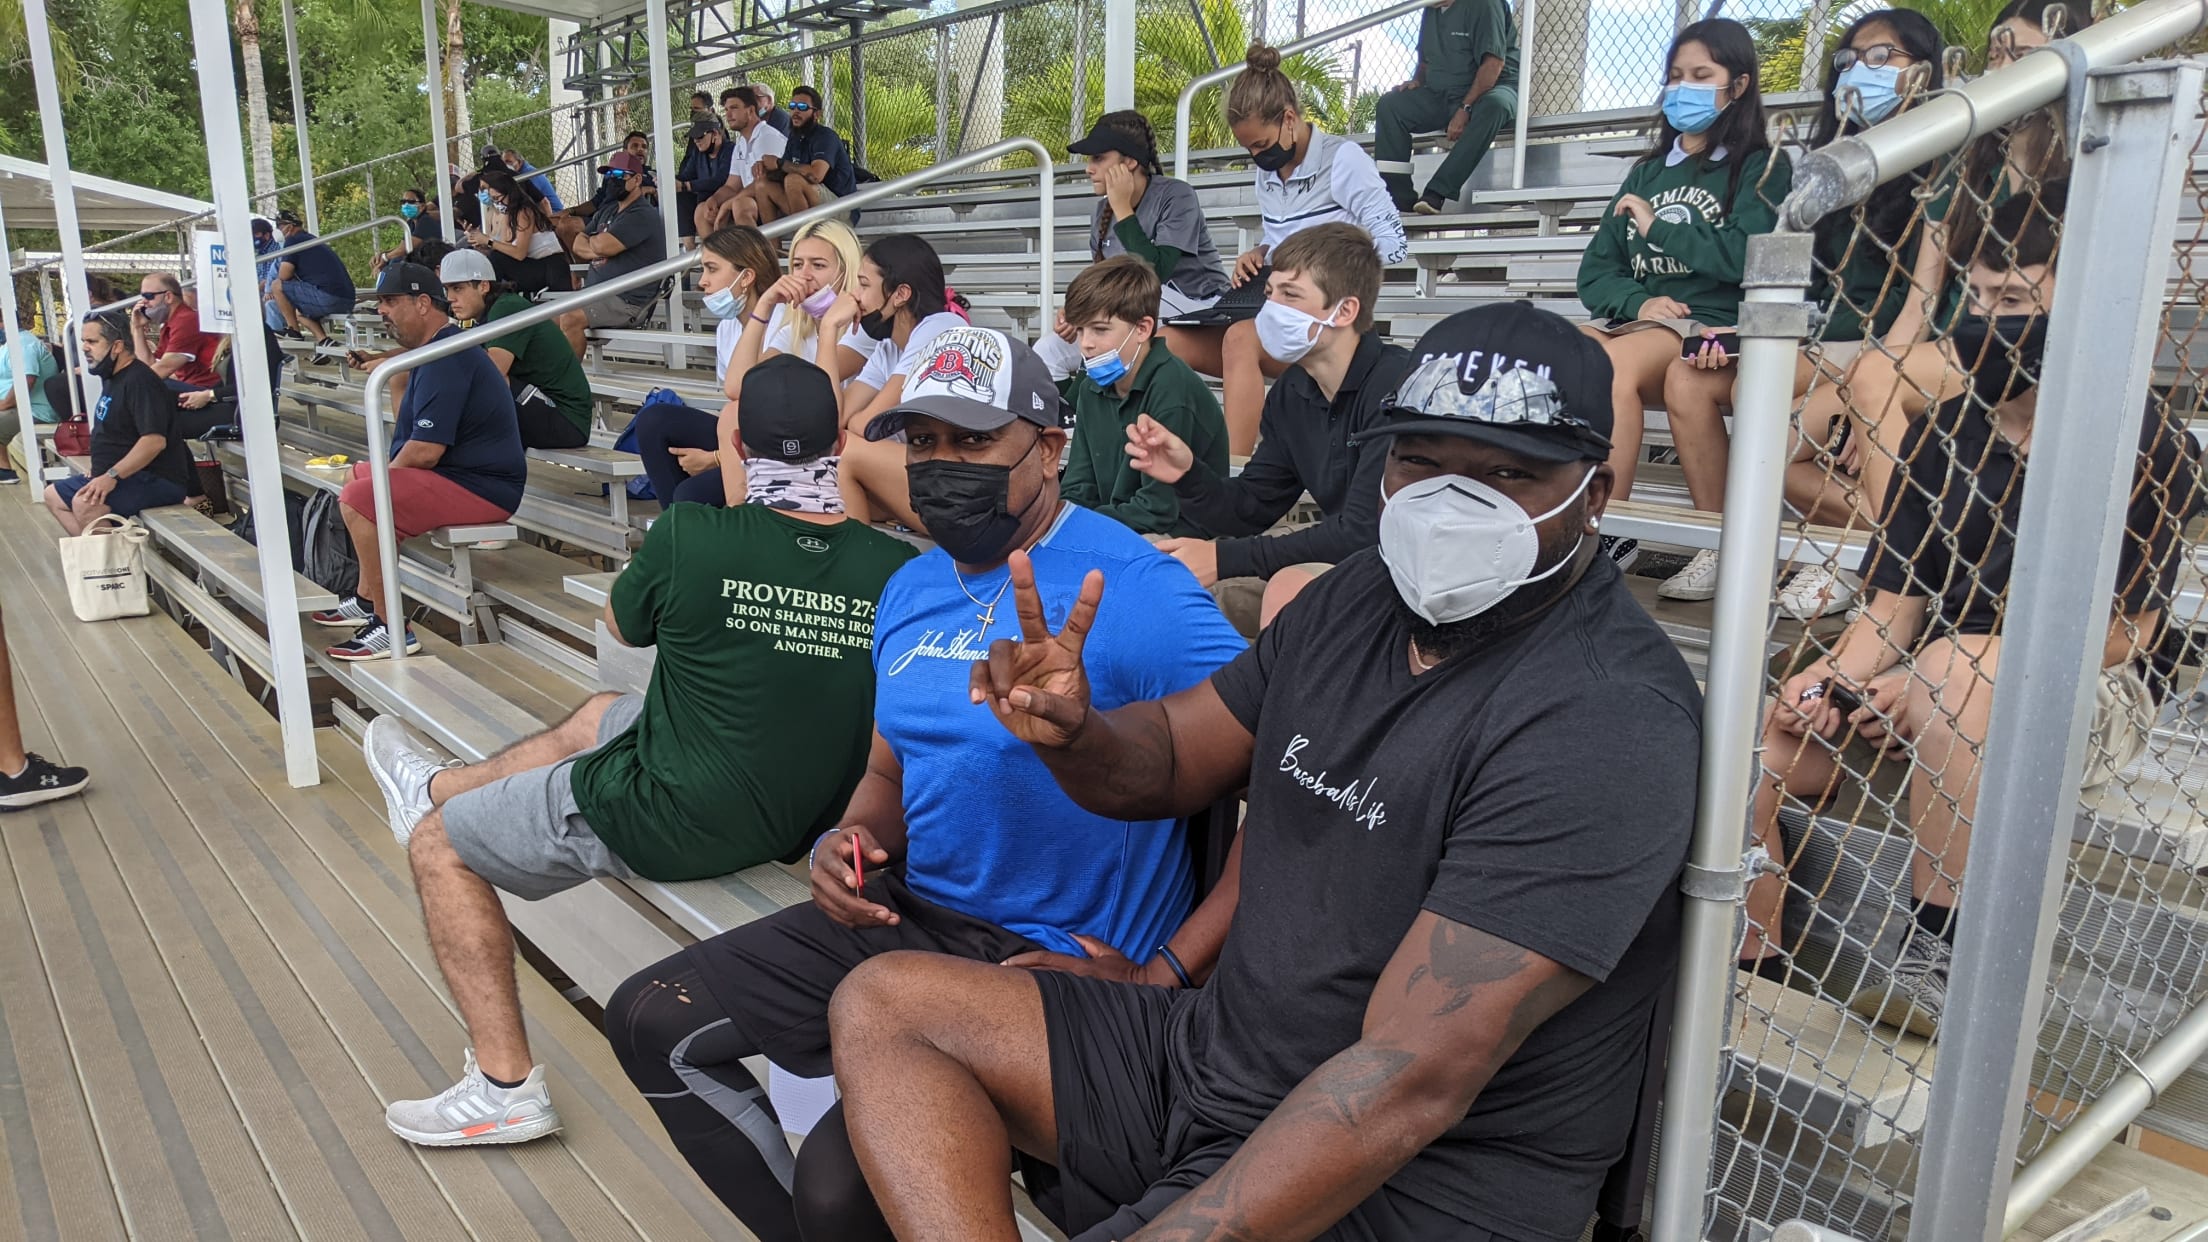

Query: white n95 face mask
[1379,467,1596,625]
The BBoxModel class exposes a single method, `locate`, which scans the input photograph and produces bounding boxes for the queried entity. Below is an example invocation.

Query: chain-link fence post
[1650,228,1818,1242]
[1908,57,2205,1242]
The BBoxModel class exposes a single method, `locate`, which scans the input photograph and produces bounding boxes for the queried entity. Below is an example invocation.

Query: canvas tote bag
[59,514,151,622]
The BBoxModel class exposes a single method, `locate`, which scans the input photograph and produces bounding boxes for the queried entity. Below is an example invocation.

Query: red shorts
[339,463,513,540]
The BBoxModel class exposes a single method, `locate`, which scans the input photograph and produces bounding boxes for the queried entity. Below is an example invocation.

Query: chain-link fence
[1676,29,2208,1242]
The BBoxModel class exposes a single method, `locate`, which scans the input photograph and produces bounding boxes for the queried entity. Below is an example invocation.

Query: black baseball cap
[687,117,725,141]
[1068,118,1151,164]
[866,327,1066,440]
[373,261,449,307]
[274,208,304,227]
[1352,302,1615,463]
[740,355,842,462]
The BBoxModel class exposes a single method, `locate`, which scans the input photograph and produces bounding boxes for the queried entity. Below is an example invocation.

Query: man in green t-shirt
[1047,255,1229,536]
[360,354,917,1149]
[439,248,596,449]
[1375,0,1520,215]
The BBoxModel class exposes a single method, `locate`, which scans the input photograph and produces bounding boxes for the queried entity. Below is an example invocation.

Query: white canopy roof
[0,154,212,233]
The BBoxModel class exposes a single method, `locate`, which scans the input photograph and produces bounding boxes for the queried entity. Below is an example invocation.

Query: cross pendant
[977,604,996,630]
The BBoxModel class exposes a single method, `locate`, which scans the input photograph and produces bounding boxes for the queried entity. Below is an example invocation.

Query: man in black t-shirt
[827,303,1701,1242]
[45,313,194,533]
[1749,194,2199,1040]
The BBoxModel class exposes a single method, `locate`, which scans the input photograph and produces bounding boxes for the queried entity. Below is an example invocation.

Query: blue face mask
[1083,327,1134,388]
[1662,82,1728,135]
[1835,62,1905,123]
[399,202,423,219]
[703,284,747,321]
[476,189,493,206]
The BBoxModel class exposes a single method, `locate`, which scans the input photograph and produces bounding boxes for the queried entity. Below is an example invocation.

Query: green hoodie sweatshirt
[1577,144,1792,327]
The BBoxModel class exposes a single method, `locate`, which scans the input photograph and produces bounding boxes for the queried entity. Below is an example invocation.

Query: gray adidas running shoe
[1847,932,1952,1039]
[385,1049,561,1147]
[363,714,449,848]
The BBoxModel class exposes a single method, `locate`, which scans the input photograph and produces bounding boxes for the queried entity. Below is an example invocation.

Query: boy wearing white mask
[1053,256,1229,537]
[830,300,1702,1242]
[1127,222,1409,634]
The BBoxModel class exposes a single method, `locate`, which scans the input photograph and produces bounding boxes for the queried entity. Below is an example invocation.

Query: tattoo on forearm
[1406,920,1531,1016]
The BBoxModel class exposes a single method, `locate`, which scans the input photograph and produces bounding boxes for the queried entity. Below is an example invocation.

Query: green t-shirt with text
[570,503,919,881]
[483,293,596,437]
[1576,146,1792,328]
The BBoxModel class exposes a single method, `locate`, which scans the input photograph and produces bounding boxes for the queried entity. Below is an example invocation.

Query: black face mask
[1950,313,2048,409]
[86,346,117,379]
[1252,138,1297,172]
[906,435,1044,565]
[858,307,896,340]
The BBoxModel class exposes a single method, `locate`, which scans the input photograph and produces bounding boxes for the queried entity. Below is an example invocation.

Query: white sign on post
[191,230,236,335]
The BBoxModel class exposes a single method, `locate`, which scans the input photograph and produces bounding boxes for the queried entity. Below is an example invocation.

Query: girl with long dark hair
[466,169,571,295]
[1658,8,1944,606]
[1575,17,1790,548]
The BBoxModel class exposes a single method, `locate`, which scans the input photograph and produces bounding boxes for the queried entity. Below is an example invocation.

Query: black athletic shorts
[1032,971,1517,1242]
[684,871,1042,1078]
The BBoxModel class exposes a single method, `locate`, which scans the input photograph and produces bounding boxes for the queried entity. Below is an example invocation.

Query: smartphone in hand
[1681,330,1738,363]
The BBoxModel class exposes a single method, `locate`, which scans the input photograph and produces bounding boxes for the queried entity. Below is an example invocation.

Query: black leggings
[602,960,893,1242]
[629,401,726,507]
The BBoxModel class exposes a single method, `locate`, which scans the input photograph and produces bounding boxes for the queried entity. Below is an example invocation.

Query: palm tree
[235,0,281,208]
[444,0,473,165]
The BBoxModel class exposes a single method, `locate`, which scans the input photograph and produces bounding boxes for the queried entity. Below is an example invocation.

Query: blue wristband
[1157,944,1194,989]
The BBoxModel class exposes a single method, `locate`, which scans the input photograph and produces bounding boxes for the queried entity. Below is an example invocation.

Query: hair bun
[1245,42,1281,72]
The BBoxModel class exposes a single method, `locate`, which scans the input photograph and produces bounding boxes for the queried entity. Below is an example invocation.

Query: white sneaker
[1777,565,1860,621]
[385,1049,561,1147]
[363,715,451,847]
[1658,548,1721,601]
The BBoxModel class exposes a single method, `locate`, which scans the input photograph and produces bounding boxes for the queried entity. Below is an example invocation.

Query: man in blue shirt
[497,147,566,212]
[601,327,1246,1242]
[314,262,525,660]
[268,209,358,346]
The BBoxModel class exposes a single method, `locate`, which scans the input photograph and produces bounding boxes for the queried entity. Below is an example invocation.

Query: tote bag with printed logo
[59,514,151,622]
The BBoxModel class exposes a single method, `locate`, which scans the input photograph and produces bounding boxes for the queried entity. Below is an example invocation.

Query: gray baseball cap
[865,326,1067,441]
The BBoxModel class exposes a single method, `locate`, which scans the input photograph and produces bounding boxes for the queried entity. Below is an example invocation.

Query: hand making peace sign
[968,551,1104,749]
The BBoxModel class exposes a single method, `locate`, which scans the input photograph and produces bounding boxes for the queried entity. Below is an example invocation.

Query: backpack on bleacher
[300,492,360,595]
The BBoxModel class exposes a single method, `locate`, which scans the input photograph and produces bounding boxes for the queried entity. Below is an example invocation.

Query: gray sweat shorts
[441,693,644,901]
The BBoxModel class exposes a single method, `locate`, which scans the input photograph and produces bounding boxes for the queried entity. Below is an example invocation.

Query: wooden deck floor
[0,494,746,1239]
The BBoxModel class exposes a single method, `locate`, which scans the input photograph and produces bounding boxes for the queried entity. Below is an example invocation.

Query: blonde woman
[721,216,869,390]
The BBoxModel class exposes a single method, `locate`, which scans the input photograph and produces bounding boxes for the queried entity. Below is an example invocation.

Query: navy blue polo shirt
[785,122,857,197]
[392,324,527,512]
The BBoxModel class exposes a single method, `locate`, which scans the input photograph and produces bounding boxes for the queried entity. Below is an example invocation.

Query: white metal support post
[646,0,687,369]
[422,0,456,231]
[1906,58,2202,1242]
[281,0,317,228]
[185,0,322,788]
[1511,0,1536,189]
[24,0,97,409]
[0,200,38,485]
[1103,0,1136,111]
[1648,229,1816,1242]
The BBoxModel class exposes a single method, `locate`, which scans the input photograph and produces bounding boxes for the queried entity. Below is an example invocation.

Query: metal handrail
[355,136,1057,656]
[1777,0,2208,228]
[265,214,406,266]
[1172,0,1444,179]
[1646,1,2208,1238]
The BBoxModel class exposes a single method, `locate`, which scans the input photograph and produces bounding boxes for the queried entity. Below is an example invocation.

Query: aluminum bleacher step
[144,555,301,689]
[139,503,338,614]
[564,572,614,608]
[1728,971,1937,1149]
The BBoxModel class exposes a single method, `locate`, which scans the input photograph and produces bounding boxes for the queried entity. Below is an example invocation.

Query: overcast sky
[1267,0,1809,110]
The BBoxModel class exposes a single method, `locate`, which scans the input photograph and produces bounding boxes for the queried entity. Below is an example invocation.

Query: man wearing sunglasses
[747,83,856,226]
